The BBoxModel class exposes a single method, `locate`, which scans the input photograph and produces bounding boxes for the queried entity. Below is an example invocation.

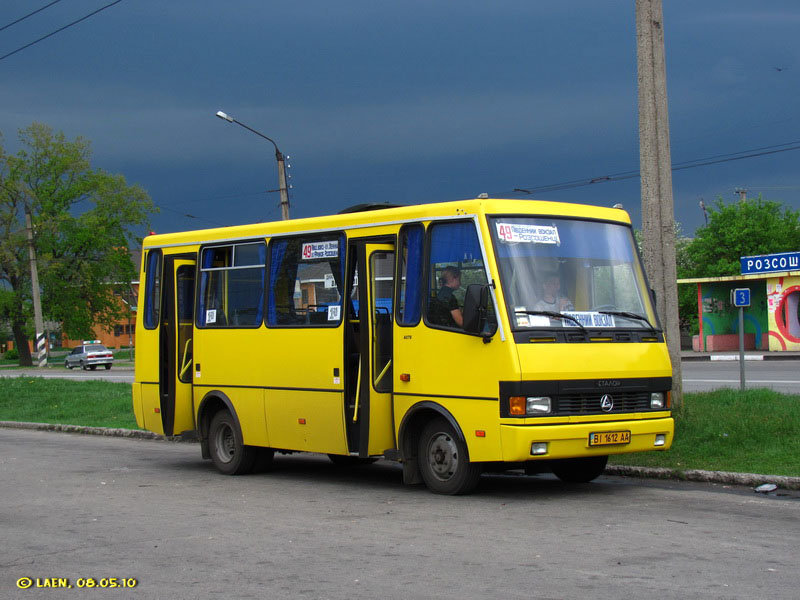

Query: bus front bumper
[499,417,674,462]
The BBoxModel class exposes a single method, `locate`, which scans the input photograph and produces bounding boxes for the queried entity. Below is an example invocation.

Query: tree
[0,123,156,365]
[682,196,800,277]
[678,195,800,333]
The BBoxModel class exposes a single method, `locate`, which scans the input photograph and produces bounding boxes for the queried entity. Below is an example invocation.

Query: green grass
[0,377,139,429]
[610,388,800,477]
[0,379,798,477]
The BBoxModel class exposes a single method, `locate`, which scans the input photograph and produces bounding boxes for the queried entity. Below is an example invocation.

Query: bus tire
[551,455,608,483]
[418,418,481,495]
[208,410,256,475]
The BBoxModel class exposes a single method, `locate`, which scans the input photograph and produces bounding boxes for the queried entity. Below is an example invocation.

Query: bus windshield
[489,216,657,331]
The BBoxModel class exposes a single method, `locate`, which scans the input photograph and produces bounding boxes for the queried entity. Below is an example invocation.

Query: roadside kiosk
[678,251,800,352]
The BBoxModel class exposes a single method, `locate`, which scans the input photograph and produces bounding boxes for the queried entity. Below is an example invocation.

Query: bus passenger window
[198,242,265,328]
[144,249,162,329]
[267,236,345,327]
[397,224,423,326]
[426,221,489,331]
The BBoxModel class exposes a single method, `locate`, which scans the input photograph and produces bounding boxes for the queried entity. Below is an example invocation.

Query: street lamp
[215,110,290,220]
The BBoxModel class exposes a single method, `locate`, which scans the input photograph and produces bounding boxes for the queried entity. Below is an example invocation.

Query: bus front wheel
[551,455,608,483]
[208,411,256,475]
[418,418,481,495]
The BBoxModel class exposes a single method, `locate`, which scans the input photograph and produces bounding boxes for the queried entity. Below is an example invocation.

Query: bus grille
[556,392,652,415]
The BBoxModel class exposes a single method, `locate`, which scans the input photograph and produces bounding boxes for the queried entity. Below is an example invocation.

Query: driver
[533,273,574,312]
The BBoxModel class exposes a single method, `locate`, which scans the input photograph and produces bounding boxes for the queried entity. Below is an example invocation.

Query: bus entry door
[346,242,396,457]
[159,257,196,436]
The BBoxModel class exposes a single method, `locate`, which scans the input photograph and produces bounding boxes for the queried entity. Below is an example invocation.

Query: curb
[3,421,798,491]
[682,353,800,361]
[0,420,188,442]
[605,464,800,490]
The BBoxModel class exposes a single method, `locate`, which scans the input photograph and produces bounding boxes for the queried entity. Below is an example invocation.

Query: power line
[0,0,124,63]
[507,140,800,197]
[154,204,224,227]
[0,0,63,33]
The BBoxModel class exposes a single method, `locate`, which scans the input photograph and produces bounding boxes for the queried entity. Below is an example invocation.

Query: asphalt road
[0,366,133,384]
[681,360,800,393]
[5,359,800,393]
[1,428,798,599]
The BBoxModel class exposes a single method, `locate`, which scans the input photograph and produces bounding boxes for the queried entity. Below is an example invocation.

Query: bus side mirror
[463,284,494,340]
[650,288,657,309]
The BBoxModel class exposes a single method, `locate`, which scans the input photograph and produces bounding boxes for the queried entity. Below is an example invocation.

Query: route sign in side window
[267,235,345,327]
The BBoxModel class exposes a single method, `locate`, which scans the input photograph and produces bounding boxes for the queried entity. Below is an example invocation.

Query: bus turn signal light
[509,397,526,415]
[400,373,411,382]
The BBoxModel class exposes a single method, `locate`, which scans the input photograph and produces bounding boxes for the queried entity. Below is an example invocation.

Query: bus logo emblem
[600,395,614,412]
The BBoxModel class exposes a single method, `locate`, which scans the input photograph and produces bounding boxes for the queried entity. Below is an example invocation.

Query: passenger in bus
[533,272,574,312]
[429,266,464,328]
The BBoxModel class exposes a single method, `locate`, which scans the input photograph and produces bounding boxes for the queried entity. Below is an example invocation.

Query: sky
[2,0,800,238]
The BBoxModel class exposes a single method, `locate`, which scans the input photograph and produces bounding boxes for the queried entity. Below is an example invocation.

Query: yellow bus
[133,198,673,494]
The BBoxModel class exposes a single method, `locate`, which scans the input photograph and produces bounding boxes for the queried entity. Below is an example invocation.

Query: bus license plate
[589,431,631,446]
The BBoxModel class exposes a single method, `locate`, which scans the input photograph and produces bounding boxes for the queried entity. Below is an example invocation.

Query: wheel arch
[197,390,242,460]
[397,401,469,484]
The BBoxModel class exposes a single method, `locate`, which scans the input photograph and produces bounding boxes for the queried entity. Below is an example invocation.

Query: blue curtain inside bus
[399,224,423,324]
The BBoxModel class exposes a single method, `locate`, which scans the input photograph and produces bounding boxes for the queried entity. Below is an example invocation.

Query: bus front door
[158,257,196,436]
[345,242,396,457]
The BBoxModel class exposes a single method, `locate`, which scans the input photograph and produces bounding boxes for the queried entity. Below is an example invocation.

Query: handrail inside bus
[352,356,362,423]
[374,359,392,387]
[179,339,192,380]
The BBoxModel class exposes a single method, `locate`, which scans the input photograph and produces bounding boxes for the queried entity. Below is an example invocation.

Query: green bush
[4,348,19,360]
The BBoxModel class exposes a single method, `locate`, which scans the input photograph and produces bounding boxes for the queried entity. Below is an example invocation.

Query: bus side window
[143,249,162,329]
[397,224,423,326]
[425,221,488,331]
[197,242,265,328]
[267,235,345,327]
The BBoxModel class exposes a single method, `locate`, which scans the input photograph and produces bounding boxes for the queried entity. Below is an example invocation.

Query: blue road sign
[741,251,800,275]
[733,288,750,307]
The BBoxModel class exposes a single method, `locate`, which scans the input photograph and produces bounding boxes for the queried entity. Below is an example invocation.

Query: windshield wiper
[597,310,660,333]
[515,310,587,332]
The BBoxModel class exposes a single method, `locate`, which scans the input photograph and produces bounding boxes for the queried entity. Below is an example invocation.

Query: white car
[64,344,114,370]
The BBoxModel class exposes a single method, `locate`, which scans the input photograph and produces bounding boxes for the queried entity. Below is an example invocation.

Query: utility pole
[636,0,682,407]
[24,206,47,368]
[215,111,291,220]
[276,150,290,221]
[735,187,748,202]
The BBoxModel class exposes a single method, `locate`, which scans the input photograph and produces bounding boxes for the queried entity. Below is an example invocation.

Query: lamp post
[215,110,290,220]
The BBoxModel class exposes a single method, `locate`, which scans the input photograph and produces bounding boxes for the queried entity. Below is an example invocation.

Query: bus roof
[142,198,632,249]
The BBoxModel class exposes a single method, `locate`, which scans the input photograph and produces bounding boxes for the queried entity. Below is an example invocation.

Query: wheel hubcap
[426,432,458,481]
[214,423,235,464]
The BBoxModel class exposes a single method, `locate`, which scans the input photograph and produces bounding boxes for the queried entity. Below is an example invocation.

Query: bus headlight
[510,396,552,416]
[526,397,552,414]
[650,392,665,409]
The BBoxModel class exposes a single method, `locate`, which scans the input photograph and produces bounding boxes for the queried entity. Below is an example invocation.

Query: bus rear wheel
[418,418,481,495]
[208,411,256,475]
[551,455,608,483]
